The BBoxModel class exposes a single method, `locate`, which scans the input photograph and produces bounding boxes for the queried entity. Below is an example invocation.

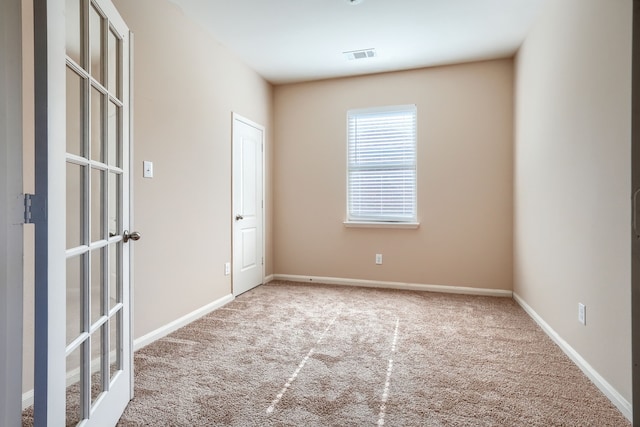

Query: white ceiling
[167,0,546,85]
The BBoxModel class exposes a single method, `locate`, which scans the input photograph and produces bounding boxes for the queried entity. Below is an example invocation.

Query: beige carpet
[25,281,631,426]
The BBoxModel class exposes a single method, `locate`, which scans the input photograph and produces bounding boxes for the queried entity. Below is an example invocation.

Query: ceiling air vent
[344,48,377,60]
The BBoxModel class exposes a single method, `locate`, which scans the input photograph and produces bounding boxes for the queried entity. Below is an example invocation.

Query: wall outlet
[578,303,586,325]
[224,262,231,276]
[375,254,383,265]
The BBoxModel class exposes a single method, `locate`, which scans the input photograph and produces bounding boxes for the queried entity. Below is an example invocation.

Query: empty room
[1,0,637,425]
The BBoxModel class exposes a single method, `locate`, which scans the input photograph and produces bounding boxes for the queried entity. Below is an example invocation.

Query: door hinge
[24,193,45,224]
[262,257,264,266]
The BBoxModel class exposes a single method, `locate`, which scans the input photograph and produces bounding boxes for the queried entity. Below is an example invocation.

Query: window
[346,104,417,225]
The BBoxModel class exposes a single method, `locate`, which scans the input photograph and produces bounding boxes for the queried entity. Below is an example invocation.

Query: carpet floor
[119,281,630,426]
[24,280,631,426]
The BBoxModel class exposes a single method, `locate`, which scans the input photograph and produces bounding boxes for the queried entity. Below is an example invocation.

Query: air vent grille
[344,48,377,60]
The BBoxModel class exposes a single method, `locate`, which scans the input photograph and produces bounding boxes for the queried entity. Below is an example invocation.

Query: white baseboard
[272,274,513,298]
[263,274,274,284]
[133,293,234,351]
[513,293,632,422]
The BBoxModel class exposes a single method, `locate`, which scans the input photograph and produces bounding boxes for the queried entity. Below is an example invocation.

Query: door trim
[0,0,24,424]
[632,0,640,424]
[128,31,136,400]
[33,0,67,423]
[231,112,265,295]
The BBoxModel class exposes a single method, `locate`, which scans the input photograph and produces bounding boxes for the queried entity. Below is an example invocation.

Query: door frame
[0,0,24,425]
[32,0,67,422]
[231,112,265,295]
[632,0,640,424]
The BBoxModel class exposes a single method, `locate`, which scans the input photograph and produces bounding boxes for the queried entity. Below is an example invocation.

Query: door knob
[123,230,141,243]
[235,214,244,221]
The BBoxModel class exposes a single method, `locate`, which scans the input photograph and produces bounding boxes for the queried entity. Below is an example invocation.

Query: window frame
[344,104,419,228]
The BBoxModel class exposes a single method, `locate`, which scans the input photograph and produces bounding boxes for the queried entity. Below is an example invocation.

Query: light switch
[143,161,153,178]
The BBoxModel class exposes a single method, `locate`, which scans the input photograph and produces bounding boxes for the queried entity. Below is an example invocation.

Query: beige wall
[514,0,632,403]
[110,0,273,339]
[273,60,514,290]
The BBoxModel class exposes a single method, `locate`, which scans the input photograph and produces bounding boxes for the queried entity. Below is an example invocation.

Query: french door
[33,0,133,425]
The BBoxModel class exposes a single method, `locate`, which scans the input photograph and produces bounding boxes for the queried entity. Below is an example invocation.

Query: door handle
[235,214,244,221]
[123,230,141,243]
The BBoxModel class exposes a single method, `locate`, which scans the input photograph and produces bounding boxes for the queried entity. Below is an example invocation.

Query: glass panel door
[62,0,131,424]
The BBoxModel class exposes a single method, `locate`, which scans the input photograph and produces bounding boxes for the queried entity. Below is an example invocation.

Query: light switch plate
[578,303,586,325]
[143,161,154,178]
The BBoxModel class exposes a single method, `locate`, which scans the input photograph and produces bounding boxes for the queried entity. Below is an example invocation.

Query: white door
[33,0,134,425]
[232,114,264,296]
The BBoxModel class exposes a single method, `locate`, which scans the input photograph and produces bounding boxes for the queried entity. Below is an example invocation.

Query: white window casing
[346,104,418,226]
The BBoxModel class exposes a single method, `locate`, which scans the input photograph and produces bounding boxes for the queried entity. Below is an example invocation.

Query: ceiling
[167,0,546,85]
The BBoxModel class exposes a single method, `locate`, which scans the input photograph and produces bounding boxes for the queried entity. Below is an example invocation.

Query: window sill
[343,221,420,229]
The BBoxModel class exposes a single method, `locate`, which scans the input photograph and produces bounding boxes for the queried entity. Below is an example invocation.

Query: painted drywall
[105,0,274,340]
[273,60,514,290]
[514,0,632,404]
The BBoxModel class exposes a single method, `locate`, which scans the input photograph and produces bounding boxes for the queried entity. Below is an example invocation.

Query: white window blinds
[347,104,417,222]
